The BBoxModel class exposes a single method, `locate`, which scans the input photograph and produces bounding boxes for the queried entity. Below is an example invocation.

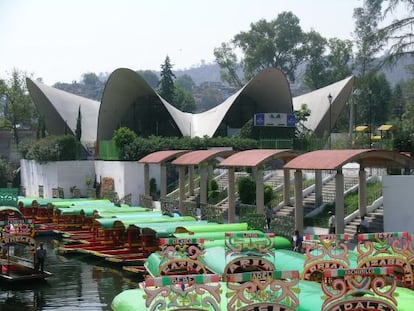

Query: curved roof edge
[284,149,414,170]
[219,149,301,167]
[293,76,355,136]
[99,67,292,139]
[26,78,100,146]
[191,67,293,137]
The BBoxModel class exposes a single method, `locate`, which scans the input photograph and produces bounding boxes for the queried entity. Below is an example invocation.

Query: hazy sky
[0,0,404,85]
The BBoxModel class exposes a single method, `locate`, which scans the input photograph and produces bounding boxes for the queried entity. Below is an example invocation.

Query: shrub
[208,179,220,204]
[23,135,78,162]
[237,176,256,204]
[264,184,274,206]
[112,127,138,159]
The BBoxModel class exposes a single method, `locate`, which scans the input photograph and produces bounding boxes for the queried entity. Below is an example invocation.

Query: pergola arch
[219,149,301,223]
[284,149,414,234]
[138,150,190,200]
[171,149,235,214]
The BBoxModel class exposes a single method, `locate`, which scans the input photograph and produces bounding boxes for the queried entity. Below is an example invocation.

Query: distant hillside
[174,63,222,84]
[380,54,414,86]
[52,55,413,102]
[174,54,414,88]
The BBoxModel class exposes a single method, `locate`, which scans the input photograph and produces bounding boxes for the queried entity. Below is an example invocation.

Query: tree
[174,85,196,113]
[1,69,37,145]
[214,11,307,85]
[303,31,329,90]
[399,66,414,133]
[81,72,100,86]
[198,87,224,112]
[294,104,311,138]
[326,38,354,82]
[75,105,82,141]
[353,1,384,76]
[112,127,137,159]
[37,115,46,139]
[175,74,195,92]
[369,0,414,63]
[355,71,392,129]
[174,75,197,112]
[158,56,176,103]
[234,12,307,82]
[390,83,405,125]
[213,42,244,87]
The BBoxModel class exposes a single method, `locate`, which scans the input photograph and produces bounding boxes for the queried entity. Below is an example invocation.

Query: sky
[0,0,405,85]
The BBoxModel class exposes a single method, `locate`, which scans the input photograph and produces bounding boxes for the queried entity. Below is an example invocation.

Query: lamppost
[368,90,372,148]
[328,93,333,149]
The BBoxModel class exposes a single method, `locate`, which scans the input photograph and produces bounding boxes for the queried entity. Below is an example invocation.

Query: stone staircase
[264,173,285,189]
[344,206,384,236]
[274,176,360,218]
[302,176,359,215]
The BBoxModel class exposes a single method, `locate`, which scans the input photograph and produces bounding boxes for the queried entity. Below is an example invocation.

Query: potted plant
[85,177,93,188]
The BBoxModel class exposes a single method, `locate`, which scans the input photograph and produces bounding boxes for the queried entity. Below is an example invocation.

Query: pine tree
[75,105,82,141]
[158,56,176,104]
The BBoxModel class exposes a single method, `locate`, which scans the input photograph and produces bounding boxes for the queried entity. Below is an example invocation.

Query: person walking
[328,211,336,234]
[35,242,47,272]
[266,206,273,230]
[292,230,303,253]
[358,216,370,234]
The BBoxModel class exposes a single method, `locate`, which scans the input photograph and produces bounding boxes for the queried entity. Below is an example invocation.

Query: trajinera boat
[0,205,52,282]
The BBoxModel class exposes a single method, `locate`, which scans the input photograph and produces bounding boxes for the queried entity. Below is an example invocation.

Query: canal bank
[0,235,141,311]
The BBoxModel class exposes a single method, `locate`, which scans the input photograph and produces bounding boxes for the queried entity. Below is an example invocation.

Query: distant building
[26,67,354,155]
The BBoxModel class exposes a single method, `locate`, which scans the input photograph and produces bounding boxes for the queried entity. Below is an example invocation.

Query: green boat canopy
[94,215,196,229]
[0,205,23,216]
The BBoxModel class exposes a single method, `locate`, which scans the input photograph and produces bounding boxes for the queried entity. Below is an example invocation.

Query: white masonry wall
[382,175,414,234]
[20,159,160,206]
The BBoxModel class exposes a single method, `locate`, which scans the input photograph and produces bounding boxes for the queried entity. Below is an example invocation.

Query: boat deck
[0,259,52,282]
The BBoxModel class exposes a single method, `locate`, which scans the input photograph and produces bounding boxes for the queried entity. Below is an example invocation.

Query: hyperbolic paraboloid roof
[26,78,100,146]
[293,76,355,136]
[26,68,355,150]
[98,67,293,140]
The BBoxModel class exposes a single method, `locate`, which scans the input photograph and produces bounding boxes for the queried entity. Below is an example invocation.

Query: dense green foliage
[370,0,414,63]
[75,106,82,141]
[19,135,80,162]
[208,179,220,204]
[264,184,274,206]
[0,159,8,187]
[122,135,258,161]
[0,69,37,145]
[112,127,138,158]
[158,56,176,103]
[237,176,256,204]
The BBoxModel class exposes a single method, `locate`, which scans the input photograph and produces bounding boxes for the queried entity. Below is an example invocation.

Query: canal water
[0,235,143,311]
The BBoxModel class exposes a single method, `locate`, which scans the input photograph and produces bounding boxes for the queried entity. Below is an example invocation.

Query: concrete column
[228,167,236,223]
[144,164,150,196]
[207,164,213,180]
[199,164,208,205]
[283,169,291,206]
[178,166,186,214]
[358,168,367,216]
[294,170,304,233]
[254,167,264,214]
[315,170,323,206]
[189,165,194,196]
[160,164,167,199]
[335,169,345,234]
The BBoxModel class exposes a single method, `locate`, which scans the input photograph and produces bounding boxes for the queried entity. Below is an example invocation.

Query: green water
[0,236,141,311]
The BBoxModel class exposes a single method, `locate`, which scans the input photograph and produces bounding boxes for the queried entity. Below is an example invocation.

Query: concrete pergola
[283,149,414,234]
[171,149,235,214]
[219,149,300,223]
[138,150,190,199]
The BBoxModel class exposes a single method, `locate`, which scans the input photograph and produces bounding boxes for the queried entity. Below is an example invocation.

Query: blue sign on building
[254,113,265,126]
